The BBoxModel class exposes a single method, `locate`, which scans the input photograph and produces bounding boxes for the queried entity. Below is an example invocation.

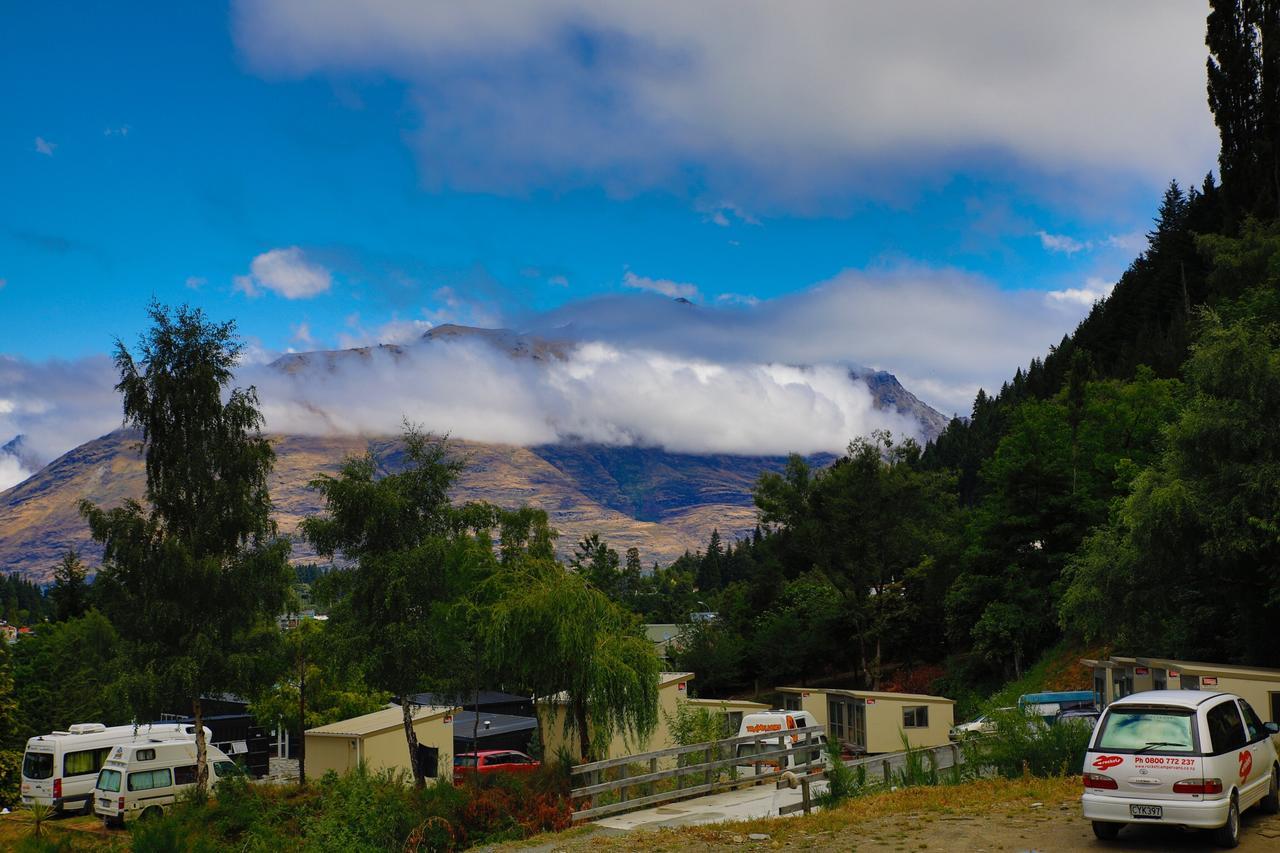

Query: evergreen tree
[697,529,723,592]
[49,550,89,622]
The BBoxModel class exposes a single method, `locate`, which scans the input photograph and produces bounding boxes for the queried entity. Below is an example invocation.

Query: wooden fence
[775,740,967,816]
[569,725,825,821]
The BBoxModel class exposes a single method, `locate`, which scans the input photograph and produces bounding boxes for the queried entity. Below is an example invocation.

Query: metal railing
[569,725,825,821]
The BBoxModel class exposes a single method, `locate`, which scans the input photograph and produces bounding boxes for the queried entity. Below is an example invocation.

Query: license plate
[1130,804,1162,819]
[99,798,111,807]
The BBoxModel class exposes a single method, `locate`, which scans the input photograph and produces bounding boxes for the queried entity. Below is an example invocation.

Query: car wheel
[81,797,95,816]
[1262,766,1280,815]
[1091,821,1121,841]
[139,805,164,822]
[1214,793,1240,849]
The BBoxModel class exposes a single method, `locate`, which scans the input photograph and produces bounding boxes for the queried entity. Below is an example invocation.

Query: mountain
[0,324,947,583]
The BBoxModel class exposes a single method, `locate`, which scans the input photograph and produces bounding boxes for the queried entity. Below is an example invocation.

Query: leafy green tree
[570,533,621,598]
[756,432,960,687]
[303,427,495,786]
[487,564,660,761]
[80,303,292,793]
[11,611,130,743]
[249,619,390,784]
[49,550,90,622]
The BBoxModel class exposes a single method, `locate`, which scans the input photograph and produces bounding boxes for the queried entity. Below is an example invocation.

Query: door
[1206,699,1252,800]
[1270,692,1280,725]
[416,745,439,779]
[1238,700,1272,805]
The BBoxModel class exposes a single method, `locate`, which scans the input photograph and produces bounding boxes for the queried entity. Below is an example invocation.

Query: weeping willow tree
[488,565,660,761]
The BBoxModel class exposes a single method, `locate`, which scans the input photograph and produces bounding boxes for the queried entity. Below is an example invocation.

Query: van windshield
[1096,708,1196,753]
[96,768,122,793]
[22,752,53,780]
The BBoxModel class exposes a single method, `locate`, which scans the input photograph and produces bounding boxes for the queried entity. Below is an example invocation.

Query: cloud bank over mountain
[0,261,1106,491]
[233,0,1213,208]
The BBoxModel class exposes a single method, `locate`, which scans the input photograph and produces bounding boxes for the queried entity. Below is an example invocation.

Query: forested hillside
[592,0,1280,701]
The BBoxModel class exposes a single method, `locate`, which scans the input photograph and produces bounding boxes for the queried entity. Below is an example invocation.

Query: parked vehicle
[949,708,1015,740]
[93,740,239,827]
[1056,708,1101,729]
[452,750,540,785]
[1081,690,1280,847]
[1019,690,1099,723]
[733,710,827,772]
[21,722,209,815]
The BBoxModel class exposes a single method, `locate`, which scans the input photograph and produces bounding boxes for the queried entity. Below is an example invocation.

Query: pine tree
[697,529,723,592]
[49,551,89,622]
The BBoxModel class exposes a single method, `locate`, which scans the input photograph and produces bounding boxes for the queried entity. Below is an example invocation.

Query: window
[22,752,54,780]
[1153,669,1167,691]
[96,768,122,793]
[902,706,929,728]
[213,761,240,779]
[782,695,802,711]
[1240,700,1267,743]
[454,755,478,768]
[1096,708,1196,753]
[136,749,156,761]
[1207,701,1248,754]
[128,768,172,791]
[174,765,197,786]
[64,747,112,777]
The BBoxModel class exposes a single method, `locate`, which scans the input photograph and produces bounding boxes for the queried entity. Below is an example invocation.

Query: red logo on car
[1092,755,1123,771]
[1240,750,1253,780]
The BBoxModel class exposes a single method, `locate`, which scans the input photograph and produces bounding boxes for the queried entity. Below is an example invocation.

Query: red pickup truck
[452,750,541,785]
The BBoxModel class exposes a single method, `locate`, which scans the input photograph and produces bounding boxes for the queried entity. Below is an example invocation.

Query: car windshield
[1096,708,1196,753]
[454,756,478,768]
[96,768,122,793]
[22,752,53,780]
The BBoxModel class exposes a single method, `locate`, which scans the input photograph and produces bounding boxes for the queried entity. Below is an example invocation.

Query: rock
[1029,802,1043,809]
[748,834,770,841]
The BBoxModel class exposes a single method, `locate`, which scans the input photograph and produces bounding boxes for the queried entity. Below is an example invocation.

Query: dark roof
[452,711,539,740]
[408,690,531,708]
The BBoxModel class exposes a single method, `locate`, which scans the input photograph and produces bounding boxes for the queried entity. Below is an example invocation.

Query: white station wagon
[1082,690,1279,847]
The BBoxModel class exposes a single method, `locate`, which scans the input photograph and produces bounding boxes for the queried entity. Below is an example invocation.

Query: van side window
[136,749,156,761]
[128,768,172,791]
[1240,700,1267,742]
[64,747,112,777]
[174,765,197,786]
[1207,701,1248,753]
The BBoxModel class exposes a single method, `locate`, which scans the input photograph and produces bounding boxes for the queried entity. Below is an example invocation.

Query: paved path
[593,779,830,830]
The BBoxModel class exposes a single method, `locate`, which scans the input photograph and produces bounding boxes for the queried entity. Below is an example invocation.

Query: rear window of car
[454,756,478,768]
[1095,707,1197,753]
[96,768,122,793]
[22,751,53,780]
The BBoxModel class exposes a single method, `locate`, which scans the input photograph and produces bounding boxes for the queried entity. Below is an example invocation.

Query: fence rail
[774,740,967,816]
[569,725,825,821]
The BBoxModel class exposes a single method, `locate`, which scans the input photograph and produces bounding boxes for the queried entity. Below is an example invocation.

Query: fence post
[619,762,629,805]
[801,775,811,815]
[882,759,891,785]
[705,741,714,788]
[648,756,658,798]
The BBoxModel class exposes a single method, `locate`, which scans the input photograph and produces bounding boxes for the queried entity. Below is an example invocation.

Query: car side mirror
[1265,722,1279,735]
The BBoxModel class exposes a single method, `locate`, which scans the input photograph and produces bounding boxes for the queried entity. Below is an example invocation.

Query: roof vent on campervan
[69,723,107,735]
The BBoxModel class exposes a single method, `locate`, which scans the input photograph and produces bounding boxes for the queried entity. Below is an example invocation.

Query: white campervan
[734,710,827,772]
[21,722,209,815]
[93,740,239,826]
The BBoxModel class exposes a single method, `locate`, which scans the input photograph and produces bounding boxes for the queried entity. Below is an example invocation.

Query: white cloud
[622,271,699,300]
[1046,276,1115,308]
[1105,231,1148,252]
[103,125,131,137]
[185,275,207,290]
[234,247,332,300]
[34,137,55,156]
[232,1,1215,207]
[290,322,314,346]
[715,292,759,306]
[1038,231,1088,255]
[336,314,434,349]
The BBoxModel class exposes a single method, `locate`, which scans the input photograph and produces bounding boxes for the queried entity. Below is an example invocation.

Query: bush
[0,750,22,809]
[304,767,420,852]
[963,707,1091,778]
[817,738,861,806]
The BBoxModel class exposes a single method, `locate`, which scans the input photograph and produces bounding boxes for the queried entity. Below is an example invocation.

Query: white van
[93,740,239,826]
[734,710,827,772]
[1082,690,1280,847]
[21,722,209,815]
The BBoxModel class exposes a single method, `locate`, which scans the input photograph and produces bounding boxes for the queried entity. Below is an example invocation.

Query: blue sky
[1,2,1217,365]
[0,2,1224,485]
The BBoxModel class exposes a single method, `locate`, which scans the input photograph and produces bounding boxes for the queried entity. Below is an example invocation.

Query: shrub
[963,707,1091,779]
[304,766,419,852]
[817,738,861,806]
[0,751,22,809]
